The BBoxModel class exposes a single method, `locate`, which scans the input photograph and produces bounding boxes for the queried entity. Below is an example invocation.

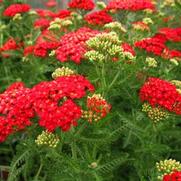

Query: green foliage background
[0,0,181,181]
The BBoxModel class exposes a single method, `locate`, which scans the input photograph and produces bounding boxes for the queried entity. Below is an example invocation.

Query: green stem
[101,63,107,96]
[71,141,77,160]
[34,162,43,181]
[105,69,121,96]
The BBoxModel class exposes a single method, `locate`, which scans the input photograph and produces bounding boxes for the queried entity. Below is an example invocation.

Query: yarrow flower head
[132,21,150,31]
[56,27,99,64]
[140,77,181,115]
[106,0,155,12]
[156,159,181,180]
[96,1,107,9]
[0,38,19,53]
[35,130,59,148]
[0,74,95,142]
[85,32,122,62]
[135,30,181,59]
[52,67,76,79]
[45,0,57,8]
[163,171,181,181]
[145,57,158,67]
[82,94,111,123]
[48,18,73,31]
[104,22,127,33]
[3,4,31,17]
[68,0,95,11]
[84,10,113,26]
[142,103,169,123]
[85,32,135,62]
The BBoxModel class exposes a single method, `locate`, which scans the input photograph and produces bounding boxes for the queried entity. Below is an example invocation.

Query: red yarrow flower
[34,18,50,29]
[163,171,181,181]
[140,77,181,115]
[45,0,57,8]
[24,45,35,57]
[121,43,136,56]
[1,38,19,51]
[159,27,181,42]
[68,0,95,11]
[84,10,113,26]
[106,0,155,12]
[56,27,99,64]
[0,75,95,142]
[3,4,31,17]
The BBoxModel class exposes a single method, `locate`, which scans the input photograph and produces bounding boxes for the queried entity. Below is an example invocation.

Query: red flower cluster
[84,10,113,26]
[56,27,99,64]
[45,0,57,8]
[163,171,181,181]
[0,82,33,142]
[106,0,155,11]
[135,34,167,56]
[35,9,56,18]
[34,18,50,29]
[68,0,95,11]
[0,38,19,52]
[24,45,34,57]
[55,10,71,19]
[3,4,31,17]
[31,75,94,131]
[87,95,111,119]
[33,30,60,57]
[140,77,181,115]
[34,42,59,57]
[135,27,181,59]
[159,28,181,42]
[0,75,94,142]
[121,43,136,56]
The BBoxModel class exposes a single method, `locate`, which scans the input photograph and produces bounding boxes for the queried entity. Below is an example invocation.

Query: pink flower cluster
[56,27,99,63]
[3,3,31,17]
[140,77,181,115]
[106,0,155,11]
[0,75,94,142]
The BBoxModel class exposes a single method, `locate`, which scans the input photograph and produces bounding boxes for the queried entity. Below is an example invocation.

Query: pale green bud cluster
[71,12,83,21]
[171,80,181,89]
[85,50,105,62]
[96,1,106,9]
[170,58,179,66]
[49,50,56,57]
[145,57,158,67]
[52,67,75,79]
[171,80,181,94]
[28,10,38,16]
[85,32,124,62]
[88,162,98,168]
[104,22,127,33]
[156,159,181,180]
[0,24,7,31]
[123,52,136,61]
[13,13,22,21]
[49,18,72,30]
[161,0,175,7]
[35,130,59,148]
[142,17,153,25]
[142,103,169,123]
